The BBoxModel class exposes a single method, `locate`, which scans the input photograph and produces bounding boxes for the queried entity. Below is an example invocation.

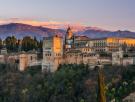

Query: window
[31,56,33,60]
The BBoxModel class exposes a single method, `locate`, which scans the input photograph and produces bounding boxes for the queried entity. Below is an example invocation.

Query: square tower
[42,35,63,72]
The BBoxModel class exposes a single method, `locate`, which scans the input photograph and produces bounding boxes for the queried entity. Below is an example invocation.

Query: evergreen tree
[5,36,17,52]
[0,38,3,49]
[38,40,43,52]
[21,36,39,51]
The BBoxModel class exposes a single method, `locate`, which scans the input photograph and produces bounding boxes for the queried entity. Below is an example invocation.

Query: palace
[0,27,134,72]
[42,27,135,72]
[90,37,135,52]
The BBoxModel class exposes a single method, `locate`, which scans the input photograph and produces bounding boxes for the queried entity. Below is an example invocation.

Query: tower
[42,35,63,72]
[19,53,28,71]
[64,27,75,50]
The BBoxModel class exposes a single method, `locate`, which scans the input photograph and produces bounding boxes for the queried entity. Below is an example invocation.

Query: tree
[21,36,39,51]
[33,36,38,50]
[0,38,3,49]
[97,68,106,102]
[5,36,18,52]
[38,40,43,52]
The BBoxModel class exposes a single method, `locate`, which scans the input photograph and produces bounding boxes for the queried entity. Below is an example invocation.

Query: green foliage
[5,36,18,52]
[0,64,135,102]
[24,65,42,76]
[21,36,39,51]
[0,38,2,49]
[106,66,135,101]
[0,63,91,102]
[38,40,43,52]
[1,36,42,53]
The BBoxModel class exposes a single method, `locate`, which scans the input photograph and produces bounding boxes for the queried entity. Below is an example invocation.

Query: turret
[64,27,75,49]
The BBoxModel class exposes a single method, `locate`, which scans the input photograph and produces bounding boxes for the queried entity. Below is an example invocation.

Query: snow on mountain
[0,23,134,40]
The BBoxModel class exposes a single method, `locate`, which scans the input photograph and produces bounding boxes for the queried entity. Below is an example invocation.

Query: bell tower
[65,27,74,50]
[66,27,73,39]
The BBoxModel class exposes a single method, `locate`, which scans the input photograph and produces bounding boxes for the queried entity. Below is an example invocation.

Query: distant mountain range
[0,23,64,40]
[0,23,135,40]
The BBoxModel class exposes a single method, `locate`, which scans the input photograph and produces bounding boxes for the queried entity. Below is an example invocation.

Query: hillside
[0,23,65,39]
[0,23,135,39]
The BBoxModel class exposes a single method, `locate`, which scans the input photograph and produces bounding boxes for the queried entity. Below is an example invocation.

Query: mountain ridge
[0,23,135,39]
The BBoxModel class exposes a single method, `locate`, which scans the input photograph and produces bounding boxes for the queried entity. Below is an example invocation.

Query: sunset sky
[0,0,134,31]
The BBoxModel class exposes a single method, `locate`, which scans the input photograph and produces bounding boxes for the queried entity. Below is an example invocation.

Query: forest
[0,36,42,52]
[0,63,134,102]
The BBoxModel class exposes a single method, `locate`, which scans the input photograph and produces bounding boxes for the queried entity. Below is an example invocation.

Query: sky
[0,0,135,31]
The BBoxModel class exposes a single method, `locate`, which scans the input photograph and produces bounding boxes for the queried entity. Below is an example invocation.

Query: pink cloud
[0,18,105,32]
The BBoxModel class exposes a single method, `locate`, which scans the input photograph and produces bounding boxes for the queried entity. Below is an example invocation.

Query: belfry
[64,27,75,50]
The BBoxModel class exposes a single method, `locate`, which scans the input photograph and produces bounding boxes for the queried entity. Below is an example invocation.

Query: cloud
[0,18,104,32]
[0,18,45,26]
[0,18,84,29]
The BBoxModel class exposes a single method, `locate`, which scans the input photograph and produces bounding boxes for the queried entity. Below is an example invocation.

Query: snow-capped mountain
[0,23,135,40]
[0,23,65,39]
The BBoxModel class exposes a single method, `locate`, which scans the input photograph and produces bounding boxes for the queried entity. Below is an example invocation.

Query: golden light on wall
[107,37,135,46]
[53,36,62,53]
[68,31,73,39]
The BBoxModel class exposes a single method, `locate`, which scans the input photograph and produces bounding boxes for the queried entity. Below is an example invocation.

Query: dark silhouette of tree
[0,38,3,49]
[38,40,43,52]
[21,36,39,51]
[0,63,135,102]
[5,36,18,52]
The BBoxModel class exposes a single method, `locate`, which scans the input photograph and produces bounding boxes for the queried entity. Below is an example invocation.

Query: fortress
[42,27,135,72]
[1,27,134,72]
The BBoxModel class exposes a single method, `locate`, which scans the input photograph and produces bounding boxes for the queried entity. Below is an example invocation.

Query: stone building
[19,53,28,71]
[42,28,135,72]
[112,48,124,65]
[0,50,38,71]
[112,48,135,66]
[42,28,99,72]
[64,27,75,50]
[89,37,135,53]
[123,92,135,102]
[19,51,37,71]
[0,55,6,63]
[63,27,98,65]
[0,48,7,55]
[122,57,135,66]
[42,35,63,72]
